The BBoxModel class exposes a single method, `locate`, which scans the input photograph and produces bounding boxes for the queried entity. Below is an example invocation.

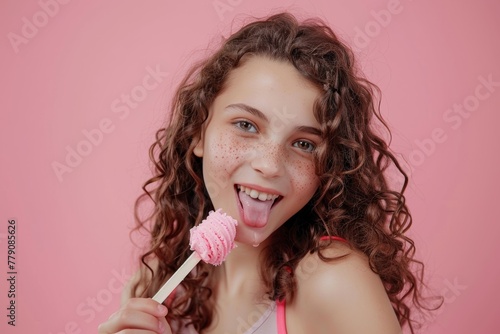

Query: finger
[98,300,168,334]
[120,298,169,318]
[99,310,164,334]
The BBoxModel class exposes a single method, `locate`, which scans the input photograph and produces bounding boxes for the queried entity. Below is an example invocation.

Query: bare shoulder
[121,257,159,304]
[288,242,402,334]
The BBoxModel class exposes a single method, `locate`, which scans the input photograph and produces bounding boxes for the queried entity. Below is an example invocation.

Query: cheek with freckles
[289,159,319,201]
[203,132,251,192]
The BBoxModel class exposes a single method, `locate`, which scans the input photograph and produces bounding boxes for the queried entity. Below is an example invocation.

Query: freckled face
[194,56,322,246]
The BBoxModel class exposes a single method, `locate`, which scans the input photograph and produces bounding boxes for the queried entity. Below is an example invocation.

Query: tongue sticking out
[238,190,274,228]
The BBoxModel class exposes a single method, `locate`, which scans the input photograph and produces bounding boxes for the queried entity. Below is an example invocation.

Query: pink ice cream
[189,209,238,266]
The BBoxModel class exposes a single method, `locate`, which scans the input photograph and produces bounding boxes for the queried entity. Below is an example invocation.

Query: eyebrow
[226,103,269,122]
[225,103,322,137]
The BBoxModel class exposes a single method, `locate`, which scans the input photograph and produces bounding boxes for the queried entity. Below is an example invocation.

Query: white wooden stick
[152,252,201,303]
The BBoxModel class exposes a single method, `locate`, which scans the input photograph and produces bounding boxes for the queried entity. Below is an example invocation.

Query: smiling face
[193,56,322,247]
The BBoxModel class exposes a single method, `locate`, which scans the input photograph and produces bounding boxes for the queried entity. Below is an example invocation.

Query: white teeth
[238,185,279,202]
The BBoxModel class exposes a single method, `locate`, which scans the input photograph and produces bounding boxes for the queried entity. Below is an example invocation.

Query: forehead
[213,56,322,124]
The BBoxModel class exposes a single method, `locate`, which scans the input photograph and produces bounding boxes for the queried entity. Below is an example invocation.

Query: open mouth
[234,184,283,228]
[235,184,283,208]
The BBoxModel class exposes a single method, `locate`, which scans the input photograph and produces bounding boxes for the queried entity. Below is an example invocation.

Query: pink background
[2,0,499,333]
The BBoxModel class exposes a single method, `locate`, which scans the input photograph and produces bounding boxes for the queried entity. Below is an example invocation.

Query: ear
[194,110,211,158]
[193,135,204,157]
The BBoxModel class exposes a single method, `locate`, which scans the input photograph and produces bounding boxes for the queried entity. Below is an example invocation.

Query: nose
[249,143,284,178]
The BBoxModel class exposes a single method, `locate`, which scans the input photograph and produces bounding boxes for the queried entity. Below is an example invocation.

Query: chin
[234,227,271,248]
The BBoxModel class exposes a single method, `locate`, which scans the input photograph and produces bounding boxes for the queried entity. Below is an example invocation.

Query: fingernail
[158,304,168,314]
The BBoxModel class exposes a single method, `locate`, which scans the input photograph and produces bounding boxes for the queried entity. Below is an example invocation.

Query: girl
[99,12,436,334]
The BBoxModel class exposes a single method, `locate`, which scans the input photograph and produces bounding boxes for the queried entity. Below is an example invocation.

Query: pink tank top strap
[276,299,287,334]
[320,235,347,242]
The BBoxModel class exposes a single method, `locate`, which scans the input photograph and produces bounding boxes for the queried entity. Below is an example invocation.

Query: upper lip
[236,183,283,198]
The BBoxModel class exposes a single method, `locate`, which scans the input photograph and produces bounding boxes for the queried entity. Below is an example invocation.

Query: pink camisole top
[238,299,287,334]
[171,236,347,333]
[242,235,347,334]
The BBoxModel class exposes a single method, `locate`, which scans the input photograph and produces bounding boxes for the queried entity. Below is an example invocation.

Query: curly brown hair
[131,12,438,333]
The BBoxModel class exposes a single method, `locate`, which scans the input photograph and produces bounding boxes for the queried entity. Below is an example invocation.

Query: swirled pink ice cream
[189,209,238,266]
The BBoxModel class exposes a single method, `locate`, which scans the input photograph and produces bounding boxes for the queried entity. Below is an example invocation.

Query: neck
[214,242,268,302]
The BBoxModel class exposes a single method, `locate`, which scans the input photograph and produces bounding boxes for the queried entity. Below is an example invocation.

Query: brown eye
[293,140,315,153]
[235,120,257,133]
